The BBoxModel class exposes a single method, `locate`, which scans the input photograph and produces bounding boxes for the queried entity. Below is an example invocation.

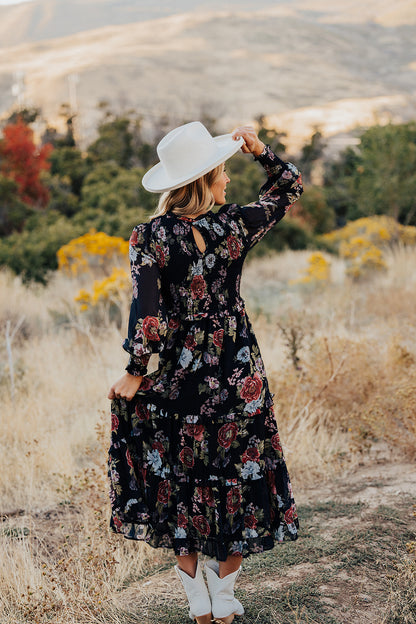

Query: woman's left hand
[108,372,143,401]
[231,126,265,157]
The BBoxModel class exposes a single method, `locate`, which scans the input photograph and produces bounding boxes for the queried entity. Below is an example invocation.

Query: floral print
[108,145,303,561]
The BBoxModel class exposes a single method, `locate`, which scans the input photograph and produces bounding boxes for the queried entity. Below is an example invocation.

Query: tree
[353,123,416,224]
[6,107,40,126]
[255,115,286,155]
[0,117,53,207]
[292,186,335,234]
[298,129,326,185]
[80,162,156,213]
[49,146,91,196]
[87,116,133,168]
[324,122,416,226]
[0,175,31,235]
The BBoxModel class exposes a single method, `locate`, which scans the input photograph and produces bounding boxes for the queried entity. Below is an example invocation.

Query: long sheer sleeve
[227,145,303,249]
[123,224,168,377]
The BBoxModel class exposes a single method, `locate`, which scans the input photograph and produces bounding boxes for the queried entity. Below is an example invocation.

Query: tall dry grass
[0,245,415,622]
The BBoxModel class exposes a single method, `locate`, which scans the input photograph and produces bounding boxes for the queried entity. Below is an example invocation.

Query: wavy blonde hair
[151,164,224,219]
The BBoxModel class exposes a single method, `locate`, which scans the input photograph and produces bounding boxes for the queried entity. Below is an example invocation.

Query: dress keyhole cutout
[191,226,206,253]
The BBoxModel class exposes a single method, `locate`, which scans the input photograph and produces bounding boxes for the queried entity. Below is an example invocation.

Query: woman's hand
[232,126,265,157]
[108,372,143,401]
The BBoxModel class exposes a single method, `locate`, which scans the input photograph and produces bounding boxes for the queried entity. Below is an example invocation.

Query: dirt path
[116,460,416,624]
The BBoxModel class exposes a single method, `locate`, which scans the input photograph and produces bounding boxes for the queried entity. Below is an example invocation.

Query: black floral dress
[108,146,303,561]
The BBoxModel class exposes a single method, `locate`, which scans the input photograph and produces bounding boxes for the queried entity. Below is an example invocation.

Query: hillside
[0,0,415,47]
[0,0,280,46]
[0,1,415,148]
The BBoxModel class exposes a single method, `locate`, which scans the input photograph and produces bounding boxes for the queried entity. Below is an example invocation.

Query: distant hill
[0,0,279,46]
[0,0,415,150]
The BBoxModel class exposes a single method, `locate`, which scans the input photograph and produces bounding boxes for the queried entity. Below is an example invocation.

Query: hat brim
[142,134,245,193]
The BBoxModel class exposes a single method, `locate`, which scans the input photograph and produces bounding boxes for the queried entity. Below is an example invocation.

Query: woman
[108,121,303,624]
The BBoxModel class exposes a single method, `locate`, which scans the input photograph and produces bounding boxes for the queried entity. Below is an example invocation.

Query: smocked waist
[169,297,246,321]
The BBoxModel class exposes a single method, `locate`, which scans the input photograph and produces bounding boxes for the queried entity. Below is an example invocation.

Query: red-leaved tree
[0,117,53,207]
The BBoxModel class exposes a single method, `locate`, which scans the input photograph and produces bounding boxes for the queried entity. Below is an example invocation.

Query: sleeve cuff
[254,144,289,177]
[253,144,269,162]
[125,353,150,377]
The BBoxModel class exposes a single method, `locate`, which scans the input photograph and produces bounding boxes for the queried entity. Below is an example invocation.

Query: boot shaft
[205,560,244,619]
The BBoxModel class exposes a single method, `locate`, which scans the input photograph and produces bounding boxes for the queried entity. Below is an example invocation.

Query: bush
[293,186,336,234]
[48,146,91,196]
[0,213,86,283]
[225,152,266,207]
[249,217,317,258]
[0,175,32,236]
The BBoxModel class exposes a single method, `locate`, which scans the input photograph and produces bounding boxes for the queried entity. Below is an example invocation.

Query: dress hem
[109,517,299,562]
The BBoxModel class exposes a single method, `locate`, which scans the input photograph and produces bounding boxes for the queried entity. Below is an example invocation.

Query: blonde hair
[151,164,224,219]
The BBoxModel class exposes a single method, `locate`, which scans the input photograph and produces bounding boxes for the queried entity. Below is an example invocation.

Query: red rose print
[126,448,134,469]
[157,480,171,504]
[135,403,150,422]
[192,515,211,536]
[112,516,123,530]
[142,316,160,341]
[217,422,238,449]
[139,377,154,391]
[227,235,242,260]
[196,486,215,507]
[129,230,138,246]
[190,275,206,299]
[111,413,119,432]
[213,329,224,348]
[226,487,242,514]
[244,514,258,529]
[155,244,165,267]
[152,441,165,456]
[284,505,296,524]
[271,433,282,452]
[179,446,195,468]
[184,423,205,441]
[185,334,197,350]
[240,373,262,402]
[168,318,180,330]
[178,513,188,529]
[242,447,260,463]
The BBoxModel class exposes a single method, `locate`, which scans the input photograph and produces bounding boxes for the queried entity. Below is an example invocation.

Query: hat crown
[157,122,218,181]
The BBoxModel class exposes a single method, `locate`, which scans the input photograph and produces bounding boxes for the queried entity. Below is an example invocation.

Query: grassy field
[0,246,415,623]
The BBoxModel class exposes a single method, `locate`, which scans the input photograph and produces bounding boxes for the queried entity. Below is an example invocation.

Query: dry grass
[0,245,415,623]
[244,246,416,475]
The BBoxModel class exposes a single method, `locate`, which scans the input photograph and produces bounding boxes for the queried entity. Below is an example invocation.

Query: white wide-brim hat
[142,121,244,193]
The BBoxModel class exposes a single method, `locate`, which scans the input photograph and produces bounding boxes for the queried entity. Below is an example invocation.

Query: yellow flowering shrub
[57,230,131,313]
[400,225,416,246]
[57,230,129,277]
[291,252,331,286]
[322,215,416,248]
[74,267,130,311]
[340,236,387,279]
[321,216,416,281]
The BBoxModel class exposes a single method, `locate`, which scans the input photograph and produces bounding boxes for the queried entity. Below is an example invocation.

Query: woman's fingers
[231,126,264,156]
[108,373,143,400]
[232,126,255,143]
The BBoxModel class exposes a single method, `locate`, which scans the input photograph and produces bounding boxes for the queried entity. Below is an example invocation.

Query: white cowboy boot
[174,561,212,623]
[205,559,244,623]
